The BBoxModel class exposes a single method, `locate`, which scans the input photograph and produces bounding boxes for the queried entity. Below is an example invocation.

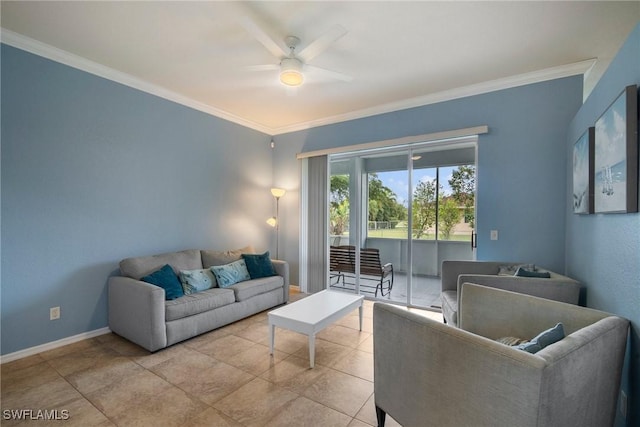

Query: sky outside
[377,166,456,207]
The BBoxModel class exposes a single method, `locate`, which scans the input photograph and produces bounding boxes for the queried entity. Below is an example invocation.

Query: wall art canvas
[594,85,638,213]
[573,127,594,214]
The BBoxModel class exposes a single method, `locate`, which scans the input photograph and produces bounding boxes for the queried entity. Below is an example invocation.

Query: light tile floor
[0,289,443,426]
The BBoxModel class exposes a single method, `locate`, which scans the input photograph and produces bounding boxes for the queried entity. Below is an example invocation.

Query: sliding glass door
[327,138,476,309]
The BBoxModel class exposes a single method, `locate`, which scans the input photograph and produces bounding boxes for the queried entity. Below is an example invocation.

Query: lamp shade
[266,217,277,227]
[270,188,286,198]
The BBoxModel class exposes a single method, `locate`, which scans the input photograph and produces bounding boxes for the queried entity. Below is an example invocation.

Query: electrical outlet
[620,390,628,417]
[490,230,498,240]
[50,306,60,321]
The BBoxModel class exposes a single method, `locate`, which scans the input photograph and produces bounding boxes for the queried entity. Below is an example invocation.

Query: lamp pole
[270,188,286,259]
[274,195,280,259]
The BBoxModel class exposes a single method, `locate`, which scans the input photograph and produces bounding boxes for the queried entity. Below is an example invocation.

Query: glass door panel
[362,151,409,302]
[437,164,476,277]
[329,159,350,248]
[410,151,439,307]
[411,160,476,308]
[329,158,356,294]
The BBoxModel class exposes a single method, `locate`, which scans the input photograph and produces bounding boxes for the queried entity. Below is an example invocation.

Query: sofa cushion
[179,268,217,294]
[242,252,276,279]
[120,249,202,280]
[211,259,251,288]
[201,246,255,268]
[141,264,184,300]
[229,276,284,302]
[165,288,236,321]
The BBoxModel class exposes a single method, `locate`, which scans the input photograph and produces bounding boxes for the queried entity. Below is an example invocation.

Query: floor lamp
[267,188,285,259]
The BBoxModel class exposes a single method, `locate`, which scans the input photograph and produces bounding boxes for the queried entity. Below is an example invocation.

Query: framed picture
[573,127,594,214]
[594,85,638,213]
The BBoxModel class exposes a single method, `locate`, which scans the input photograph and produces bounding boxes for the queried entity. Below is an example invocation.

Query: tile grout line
[42,342,126,427]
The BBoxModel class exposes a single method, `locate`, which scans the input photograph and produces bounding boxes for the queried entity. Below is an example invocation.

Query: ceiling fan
[241,17,352,87]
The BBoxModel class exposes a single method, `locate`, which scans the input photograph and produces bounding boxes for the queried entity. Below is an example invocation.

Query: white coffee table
[268,290,365,368]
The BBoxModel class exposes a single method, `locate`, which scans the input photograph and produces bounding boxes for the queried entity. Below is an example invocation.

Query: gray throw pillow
[515,323,565,354]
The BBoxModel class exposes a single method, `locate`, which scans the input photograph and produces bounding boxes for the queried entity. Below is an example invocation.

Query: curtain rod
[296,125,488,160]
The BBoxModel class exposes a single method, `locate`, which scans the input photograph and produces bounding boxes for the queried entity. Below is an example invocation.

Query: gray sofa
[108,247,289,352]
[374,283,629,427]
[441,260,581,326]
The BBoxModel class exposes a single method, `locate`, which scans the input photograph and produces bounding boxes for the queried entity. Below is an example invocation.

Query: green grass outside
[350,227,472,242]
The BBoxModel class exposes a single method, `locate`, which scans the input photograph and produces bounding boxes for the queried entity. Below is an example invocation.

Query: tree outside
[438,197,461,239]
[367,174,406,225]
[330,200,349,235]
[330,173,406,236]
[449,165,475,229]
[411,179,438,239]
[330,175,350,235]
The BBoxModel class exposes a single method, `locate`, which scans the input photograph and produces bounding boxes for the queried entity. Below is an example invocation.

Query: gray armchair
[441,260,581,326]
[374,283,629,427]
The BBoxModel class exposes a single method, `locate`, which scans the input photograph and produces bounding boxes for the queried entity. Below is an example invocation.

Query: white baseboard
[1,327,112,364]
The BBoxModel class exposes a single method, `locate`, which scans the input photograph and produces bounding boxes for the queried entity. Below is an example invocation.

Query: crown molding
[0,28,273,135]
[2,28,594,137]
[271,59,596,135]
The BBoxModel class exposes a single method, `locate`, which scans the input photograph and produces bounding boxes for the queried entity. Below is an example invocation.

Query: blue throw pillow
[516,323,565,354]
[211,259,251,288]
[141,264,184,300]
[242,251,276,279]
[179,268,216,294]
[515,267,551,278]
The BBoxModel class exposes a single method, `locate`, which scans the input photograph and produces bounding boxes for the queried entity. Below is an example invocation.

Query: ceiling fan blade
[306,64,353,82]
[245,64,279,72]
[298,25,347,62]
[239,16,288,59]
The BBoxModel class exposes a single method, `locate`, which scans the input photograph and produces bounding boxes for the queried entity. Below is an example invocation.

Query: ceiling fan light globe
[279,57,304,87]
[280,70,304,86]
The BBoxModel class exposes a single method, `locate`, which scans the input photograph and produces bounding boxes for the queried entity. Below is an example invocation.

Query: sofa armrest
[108,276,167,352]
[441,260,505,292]
[373,302,545,427]
[535,316,629,427]
[271,259,289,302]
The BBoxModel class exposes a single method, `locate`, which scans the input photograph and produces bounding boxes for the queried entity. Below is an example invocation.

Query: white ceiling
[1,1,639,135]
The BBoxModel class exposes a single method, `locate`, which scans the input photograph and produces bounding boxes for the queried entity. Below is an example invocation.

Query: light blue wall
[1,45,274,355]
[566,23,640,427]
[274,76,584,280]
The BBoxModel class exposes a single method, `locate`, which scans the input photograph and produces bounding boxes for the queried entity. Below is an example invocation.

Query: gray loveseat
[108,247,289,351]
[441,260,581,326]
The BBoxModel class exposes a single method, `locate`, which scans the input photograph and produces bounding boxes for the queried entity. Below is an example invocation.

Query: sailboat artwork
[600,165,614,196]
[594,85,638,214]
